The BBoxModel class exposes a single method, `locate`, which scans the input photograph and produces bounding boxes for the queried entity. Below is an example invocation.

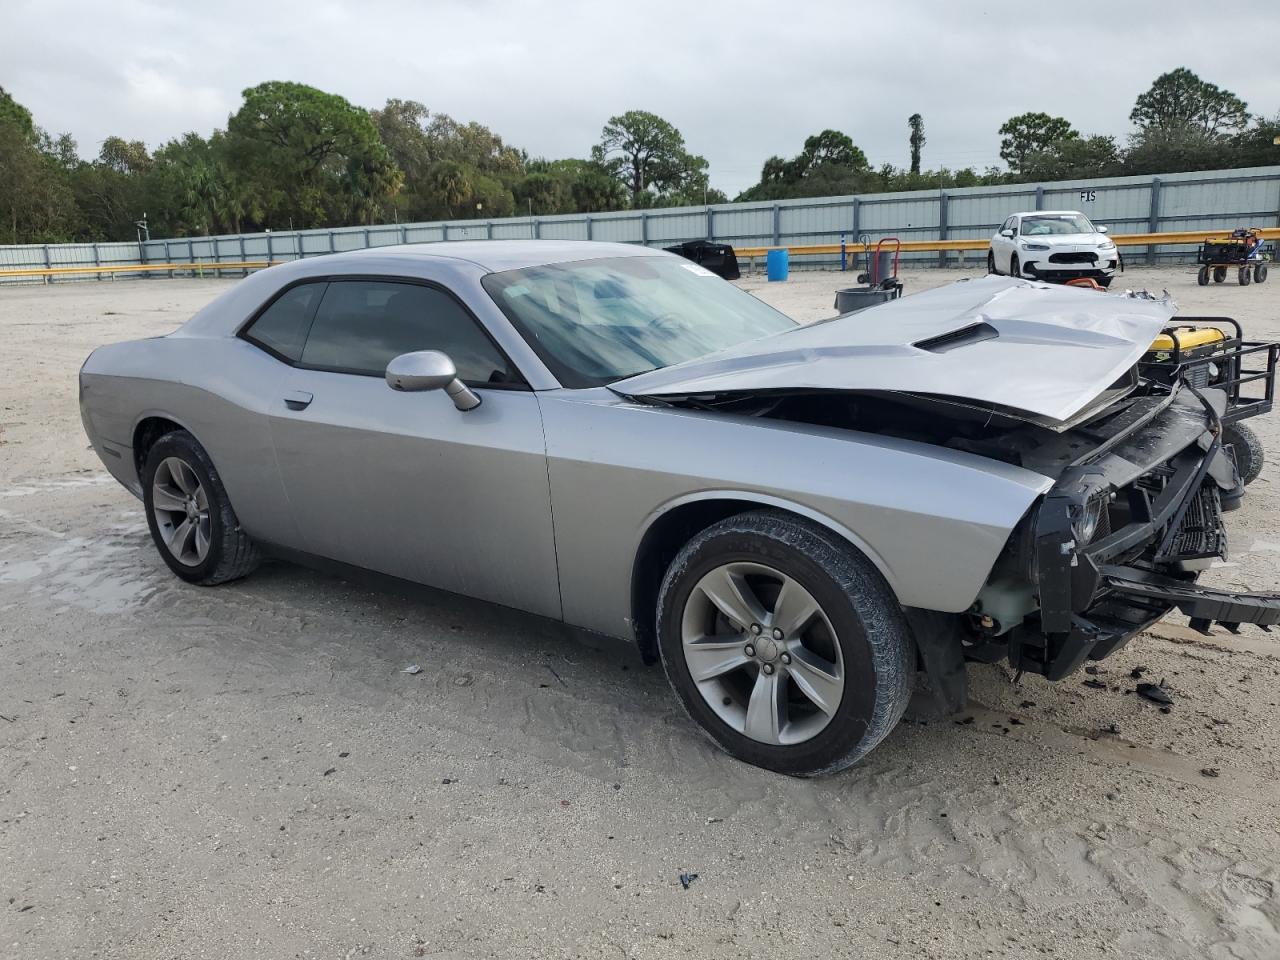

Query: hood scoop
[913,321,999,354]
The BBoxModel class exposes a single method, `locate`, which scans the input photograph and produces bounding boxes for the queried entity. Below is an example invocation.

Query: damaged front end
[972,378,1280,682]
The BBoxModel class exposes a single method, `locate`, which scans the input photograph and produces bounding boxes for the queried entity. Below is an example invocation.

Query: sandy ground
[1,266,1278,959]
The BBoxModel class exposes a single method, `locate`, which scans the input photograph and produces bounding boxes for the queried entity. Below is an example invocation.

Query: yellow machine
[1140,320,1274,484]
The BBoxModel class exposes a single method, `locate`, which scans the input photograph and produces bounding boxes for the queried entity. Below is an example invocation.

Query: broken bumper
[1101,565,1280,634]
[1016,383,1280,679]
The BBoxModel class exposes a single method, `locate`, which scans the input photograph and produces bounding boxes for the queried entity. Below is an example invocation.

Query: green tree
[0,86,35,142]
[227,81,401,228]
[998,113,1078,171]
[1021,134,1121,181]
[737,130,871,201]
[1131,68,1249,135]
[1123,123,1222,175]
[908,114,925,175]
[0,124,77,243]
[427,160,471,218]
[1230,114,1280,169]
[591,110,709,205]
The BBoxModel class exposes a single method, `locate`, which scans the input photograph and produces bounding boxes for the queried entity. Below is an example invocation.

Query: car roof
[1009,210,1089,218]
[338,239,663,272]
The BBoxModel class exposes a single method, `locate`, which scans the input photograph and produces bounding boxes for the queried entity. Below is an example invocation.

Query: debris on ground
[1136,681,1174,706]
[1130,666,1148,679]
[322,768,337,777]
[954,716,975,726]
[1083,678,1108,690]
[679,872,699,889]
[1019,700,1036,709]
[1201,767,1220,778]
[402,665,422,675]
[705,816,723,825]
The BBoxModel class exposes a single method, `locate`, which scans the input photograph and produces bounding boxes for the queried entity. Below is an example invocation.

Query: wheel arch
[629,491,899,665]
[132,413,192,482]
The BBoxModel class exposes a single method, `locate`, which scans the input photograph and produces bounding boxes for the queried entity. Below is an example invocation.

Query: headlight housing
[1099,239,1116,250]
[1070,496,1106,545]
[1022,243,1051,252]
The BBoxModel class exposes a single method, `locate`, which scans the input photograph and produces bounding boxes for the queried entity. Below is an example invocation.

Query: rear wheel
[1225,421,1265,486]
[1197,265,1210,286]
[1213,266,1227,283]
[142,430,260,585]
[657,511,913,777]
[1255,263,1268,284]
[1239,266,1252,286]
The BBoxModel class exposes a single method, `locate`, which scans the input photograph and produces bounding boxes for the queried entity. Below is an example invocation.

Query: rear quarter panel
[80,336,301,547]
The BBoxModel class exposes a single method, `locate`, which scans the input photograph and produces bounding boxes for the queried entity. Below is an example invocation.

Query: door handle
[283,390,314,411]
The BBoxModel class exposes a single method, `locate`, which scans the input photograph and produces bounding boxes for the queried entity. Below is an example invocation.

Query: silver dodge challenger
[79,240,1280,776]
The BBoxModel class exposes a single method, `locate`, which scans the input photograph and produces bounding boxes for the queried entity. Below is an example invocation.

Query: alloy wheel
[679,561,845,746]
[151,456,211,566]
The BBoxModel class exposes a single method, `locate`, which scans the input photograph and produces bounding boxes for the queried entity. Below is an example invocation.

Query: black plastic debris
[1129,666,1147,680]
[679,872,699,890]
[1136,682,1173,706]
[1083,678,1107,690]
[1200,767,1220,778]
[663,240,740,280]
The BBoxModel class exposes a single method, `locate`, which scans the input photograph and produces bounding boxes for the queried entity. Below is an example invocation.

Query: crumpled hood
[613,276,1175,425]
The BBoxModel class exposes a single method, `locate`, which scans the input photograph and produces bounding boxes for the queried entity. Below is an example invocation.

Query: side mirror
[385,350,481,411]
[1096,225,1109,234]
[1000,228,1015,238]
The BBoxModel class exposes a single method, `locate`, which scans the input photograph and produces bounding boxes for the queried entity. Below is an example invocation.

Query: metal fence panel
[4,165,1278,282]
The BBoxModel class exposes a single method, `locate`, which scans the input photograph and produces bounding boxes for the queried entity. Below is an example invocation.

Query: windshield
[482,255,798,387]
[1020,214,1096,236]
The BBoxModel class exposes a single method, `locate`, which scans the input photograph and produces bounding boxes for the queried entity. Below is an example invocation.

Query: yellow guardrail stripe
[0,259,280,277]
[732,227,1280,260]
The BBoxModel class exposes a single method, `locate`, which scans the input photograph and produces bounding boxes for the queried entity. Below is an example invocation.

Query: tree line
[0,68,1276,246]
[738,69,1277,201]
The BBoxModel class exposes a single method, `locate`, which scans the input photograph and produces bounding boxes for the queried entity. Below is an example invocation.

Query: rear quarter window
[243,283,325,361]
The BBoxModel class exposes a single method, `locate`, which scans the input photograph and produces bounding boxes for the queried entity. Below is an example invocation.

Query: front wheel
[142,430,260,585]
[1214,266,1227,283]
[1197,265,1210,286]
[1255,263,1268,284]
[1009,254,1020,278]
[1239,266,1252,286]
[656,511,914,777]
[987,250,998,275]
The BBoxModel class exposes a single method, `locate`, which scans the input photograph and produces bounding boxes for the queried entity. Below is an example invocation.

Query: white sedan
[988,210,1119,287]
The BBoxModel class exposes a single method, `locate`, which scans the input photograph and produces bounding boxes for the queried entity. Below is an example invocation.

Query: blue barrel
[766,248,790,282]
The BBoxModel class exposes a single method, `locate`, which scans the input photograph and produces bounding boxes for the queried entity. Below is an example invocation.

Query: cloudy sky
[4,0,1279,195]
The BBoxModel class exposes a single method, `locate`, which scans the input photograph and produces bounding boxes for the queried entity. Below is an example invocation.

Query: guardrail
[0,260,281,281]
[733,227,1280,267]
[3,226,1277,282]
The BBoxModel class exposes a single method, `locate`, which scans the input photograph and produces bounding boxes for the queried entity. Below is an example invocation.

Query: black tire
[1197,265,1210,286]
[656,510,914,777]
[1255,263,1268,284]
[142,429,260,585]
[1225,421,1265,486]
[1009,254,1020,279]
[1239,267,1252,286]
[1213,266,1227,283]
[1097,275,1114,289]
[987,250,997,275]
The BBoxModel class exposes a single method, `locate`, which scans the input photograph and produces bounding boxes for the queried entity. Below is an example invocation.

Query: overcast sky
[4,0,1279,196]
